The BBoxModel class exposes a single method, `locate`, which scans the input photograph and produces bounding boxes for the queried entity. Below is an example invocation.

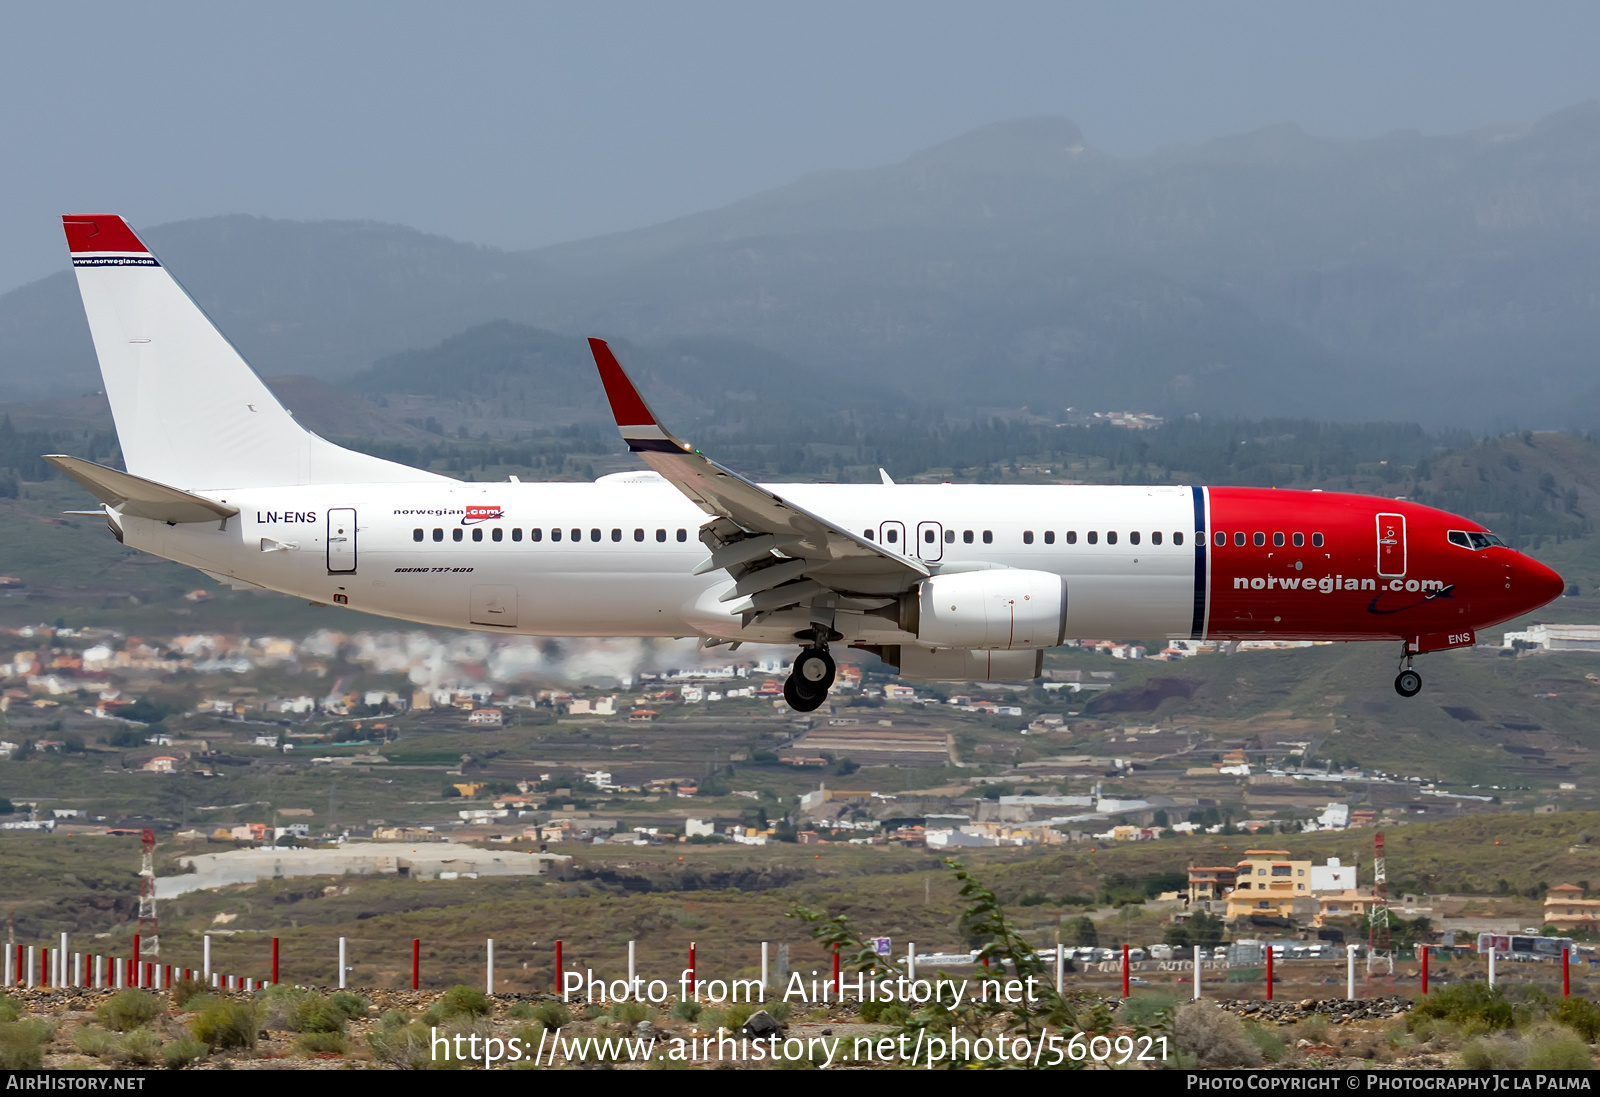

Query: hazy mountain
[5,106,1600,427]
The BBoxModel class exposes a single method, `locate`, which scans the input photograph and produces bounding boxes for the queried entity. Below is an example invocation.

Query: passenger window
[982,530,993,544]
[677,529,687,542]
[531,528,542,542]
[656,529,666,542]
[1293,532,1304,547]
[590,529,601,542]
[512,528,523,542]
[1234,532,1246,547]
[551,528,562,542]
[472,528,483,542]
[453,529,464,542]
[611,528,622,542]
[1087,531,1099,545]
[1044,531,1055,545]
[1448,531,1471,548]
[1066,531,1077,545]
[433,528,443,542]
[963,530,974,544]
[1174,532,1184,545]
[634,528,645,542]
[492,528,503,542]
[570,528,580,541]
[1152,531,1162,545]
[1107,531,1118,545]
[412,528,423,542]
[1273,532,1284,547]
[1312,533,1324,548]
[1253,532,1265,547]
[1023,531,1034,545]
[944,529,955,543]
[886,528,898,544]
[1129,531,1140,546]
[864,529,874,541]
[1214,531,1225,547]
[924,529,935,543]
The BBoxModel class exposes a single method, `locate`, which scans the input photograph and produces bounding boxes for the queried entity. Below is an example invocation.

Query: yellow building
[1544,884,1600,932]
[1223,849,1313,920]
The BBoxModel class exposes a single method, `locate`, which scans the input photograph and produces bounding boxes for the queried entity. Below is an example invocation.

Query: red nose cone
[1515,555,1565,612]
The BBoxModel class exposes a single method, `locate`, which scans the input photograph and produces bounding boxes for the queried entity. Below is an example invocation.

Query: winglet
[62,215,152,256]
[587,338,690,453]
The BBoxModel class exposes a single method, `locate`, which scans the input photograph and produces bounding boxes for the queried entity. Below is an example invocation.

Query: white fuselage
[128,479,1200,647]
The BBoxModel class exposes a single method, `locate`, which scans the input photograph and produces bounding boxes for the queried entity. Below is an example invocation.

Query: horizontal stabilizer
[43,455,239,524]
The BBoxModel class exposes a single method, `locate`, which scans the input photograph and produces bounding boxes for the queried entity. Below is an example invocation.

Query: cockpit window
[1449,530,1506,550]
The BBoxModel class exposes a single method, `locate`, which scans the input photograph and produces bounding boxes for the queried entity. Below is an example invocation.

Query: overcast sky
[4,1,1599,293]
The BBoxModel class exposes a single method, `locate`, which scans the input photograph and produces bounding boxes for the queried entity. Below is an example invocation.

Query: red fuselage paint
[1201,489,1563,647]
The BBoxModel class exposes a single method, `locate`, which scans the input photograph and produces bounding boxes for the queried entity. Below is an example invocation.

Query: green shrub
[192,998,261,1050]
[0,995,20,1023]
[291,995,349,1035]
[1459,1034,1523,1070]
[97,989,162,1032]
[532,1000,572,1028]
[170,977,208,1008]
[115,1028,163,1066]
[1552,997,1600,1042]
[328,991,369,1021]
[610,1000,651,1025]
[1117,991,1179,1029]
[0,1019,53,1069]
[507,1001,538,1020]
[1243,1020,1287,1063]
[367,1021,431,1069]
[1523,1024,1593,1070]
[379,1009,410,1029]
[74,1027,119,1058]
[767,1000,792,1023]
[670,999,701,1022]
[163,1035,207,1068]
[441,985,491,1017]
[859,999,912,1025]
[299,1031,351,1055]
[1412,983,1514,1031]
[1172,1001,1263,1068]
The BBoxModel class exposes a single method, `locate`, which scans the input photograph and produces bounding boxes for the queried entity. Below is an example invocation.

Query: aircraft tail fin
[62,215,445,490]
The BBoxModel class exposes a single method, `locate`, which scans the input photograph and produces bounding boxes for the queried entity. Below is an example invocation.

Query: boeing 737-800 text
[48,215,1564,711]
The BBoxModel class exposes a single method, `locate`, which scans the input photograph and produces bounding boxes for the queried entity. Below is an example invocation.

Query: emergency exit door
[916,521,945,563]
[1376,512,1406,577]
[327,508,357,573]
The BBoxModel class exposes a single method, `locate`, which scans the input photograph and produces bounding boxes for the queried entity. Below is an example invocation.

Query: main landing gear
[784,636,836,713]
[1394,646,1422,698]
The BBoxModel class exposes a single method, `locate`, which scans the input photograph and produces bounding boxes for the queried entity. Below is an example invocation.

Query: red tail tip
[62,215,149,254]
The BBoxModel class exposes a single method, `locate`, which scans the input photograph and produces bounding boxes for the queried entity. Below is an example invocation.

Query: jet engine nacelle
[912,569,1068,650]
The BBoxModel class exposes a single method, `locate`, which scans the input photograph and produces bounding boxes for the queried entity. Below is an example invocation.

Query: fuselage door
[1376,512,1406,577]
[916,521,944,563]
[327,508,357,574]
[878,521,907,556]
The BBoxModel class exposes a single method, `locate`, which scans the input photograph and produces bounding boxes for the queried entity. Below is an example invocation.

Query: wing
[588,338,926,618]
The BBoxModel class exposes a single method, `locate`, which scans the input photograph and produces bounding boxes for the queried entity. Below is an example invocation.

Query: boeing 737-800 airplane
[48,215,1564,711]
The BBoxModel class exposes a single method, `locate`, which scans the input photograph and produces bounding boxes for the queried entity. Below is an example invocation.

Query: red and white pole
[271,938,279,985]
[411,939,420,991]
[554,939,563,995]
[1420,945,1429,995]
[1122,943,1130,999]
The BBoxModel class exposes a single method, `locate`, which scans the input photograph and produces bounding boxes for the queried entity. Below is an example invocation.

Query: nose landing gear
[1394,647,1422,697]
[784,635,836,713]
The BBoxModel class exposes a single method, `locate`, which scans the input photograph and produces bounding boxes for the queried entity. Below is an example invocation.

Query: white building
[1311,856,1357,893]
[685,818,715,838]
[1503,624,1600,652]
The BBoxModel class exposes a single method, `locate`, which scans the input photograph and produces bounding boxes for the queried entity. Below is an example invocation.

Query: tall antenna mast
[1367,830,1392,977]
[137,828,160,957]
